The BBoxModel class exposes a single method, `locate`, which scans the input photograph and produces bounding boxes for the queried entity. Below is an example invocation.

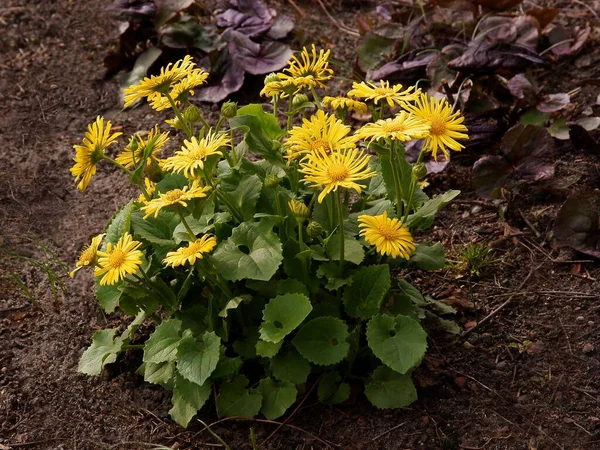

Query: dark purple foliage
[554,191,600,258]
[228,30,293,75]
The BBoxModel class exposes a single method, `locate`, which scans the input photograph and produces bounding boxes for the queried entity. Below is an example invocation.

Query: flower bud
[183,104,201,124]
[264,72,281,85]
[412,162,427,180]
[288,200,310,222]
[264,174,280,189]
[307,221,323,238]
[292,93,309,109]
[221,101,238,119]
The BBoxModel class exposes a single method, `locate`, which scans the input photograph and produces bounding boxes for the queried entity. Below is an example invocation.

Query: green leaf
[317,372,350,405]
[343,265,390,320]
[211,220,283,281]
[364,366,417,409]
[270,353,312,384]
[78,329,123,376]
[96,281,121,313]
[317,262,353,291]
[142,361,175,385]
[143,319,182,364]
[346,199,392,235]
[212,354,243,380]
[410,243,445,270]
[169,374,211,427]
[177,331,221,386]
[366,314,427,374]
[260,293,312,343]
[156,173,189,193]
[357,31,397,72]
[173,212,229,244]
[396,280,426,306]
[219,295,252,318]
[221,174,263,221]
[131,210,178,247]
[406,190,460,230]
[256,339,283,357]
[105,200,135,246]
[326,234,364,265]
[257,378,297,420]
[277,278,309,296]
[293,317,350,366]
[119,47,162,106]
[217,375,263,418]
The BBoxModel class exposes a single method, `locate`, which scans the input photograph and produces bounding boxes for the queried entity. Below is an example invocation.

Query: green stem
[177,208,196,241]
[389,145,404,219]
[229,128,238,166]
[214,116,224,133]
[122,344,144,350]
[335,190,346,277]
[184,98,211,131]
[102,156,134,177]
[166,93,193,138]
[378,103,385,120]
[286,94,295,131]
[272,96,279,118]
[197,419,232,450]
[201,167,244,223]
[403,149,426,223]
[310,86,322,110]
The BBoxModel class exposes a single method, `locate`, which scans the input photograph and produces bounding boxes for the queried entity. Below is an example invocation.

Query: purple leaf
[546,24,591,56]
[567,124,600,155]
[405,140,449,174]
[194,58,245,103]
[216,0,274,38]
[154,0,194,27]
[369,49,437,83]
[228,30,292,75]
[109,0,157,20]
[554,190,600,258]
[160,19,222,52]
[508,74,536,100]
[426,44,464,89]
[472,124,555,198]
[266,15,294,40]
[536,93,570,113]
[448,42,544,74]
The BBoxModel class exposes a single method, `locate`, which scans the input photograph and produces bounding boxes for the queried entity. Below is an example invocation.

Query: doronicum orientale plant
[70,45,467,426]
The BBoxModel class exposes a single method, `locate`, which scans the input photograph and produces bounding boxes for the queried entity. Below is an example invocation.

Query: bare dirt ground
[1,1,599,449]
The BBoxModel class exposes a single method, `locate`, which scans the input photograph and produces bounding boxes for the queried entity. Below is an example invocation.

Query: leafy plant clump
[71,46,467,427]
[107,0,295,103]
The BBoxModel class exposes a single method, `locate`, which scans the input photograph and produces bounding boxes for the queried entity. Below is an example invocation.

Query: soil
[1,1,599,449]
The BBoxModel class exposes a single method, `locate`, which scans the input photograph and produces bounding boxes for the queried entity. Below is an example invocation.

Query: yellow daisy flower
[115,126,169,169]
[163,235,217,267]
[95,232,144,285]
[285,110,358,161]
[347,80,419,107]
[70,233,105,277]
[162,132,229,179]
[288,199,310,222]
[123,56,195,108]
[70,116,122,192]
[358,211,415,260]
[299,147,375,203]
[279,45,334,90]
[402,93,469,160]
[149,68,209,111]
[355,111,430,143]
[141,183,211,219]
[138,178,156,202]
[260,78,300,98]
[323,96,368,114]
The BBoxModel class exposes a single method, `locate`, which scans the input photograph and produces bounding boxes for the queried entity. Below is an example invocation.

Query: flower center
[107,250,126,268]
[374,87,393,96]
[382,121,406,133]
[189,147,208,160]
[327,163,349,182]
[377,224,400,241]
[79,247,96,265]
[165,189,184,202]
[429,117,446,136]
[311,139,330,152]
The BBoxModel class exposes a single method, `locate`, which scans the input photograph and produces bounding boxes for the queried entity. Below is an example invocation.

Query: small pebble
[496,360,509,370]
[463,341,475,349]
[576,316,585,322]
[471,205,482,215]
[583,343,595,354]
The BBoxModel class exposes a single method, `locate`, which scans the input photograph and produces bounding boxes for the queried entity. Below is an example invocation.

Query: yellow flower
[123,56,195,108]
[285,110,358,161]
[141,183,211,218]
[402,93,469,160]
[70,233,105,277]
[358,211,415,260]
[347,80,419,107]
[279,45,333,90]
[163,235,217,267]
[95,232,144,285]
[260,78,298,98]
[323,96,368,114]
[149,68,209,111]
[288,199,310,222]
[70,116,122,192]
[115,126,169,169]
[355,111,430,143]
[138,178,157,202]
[162,132,229,179]
[299,148,375,203]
